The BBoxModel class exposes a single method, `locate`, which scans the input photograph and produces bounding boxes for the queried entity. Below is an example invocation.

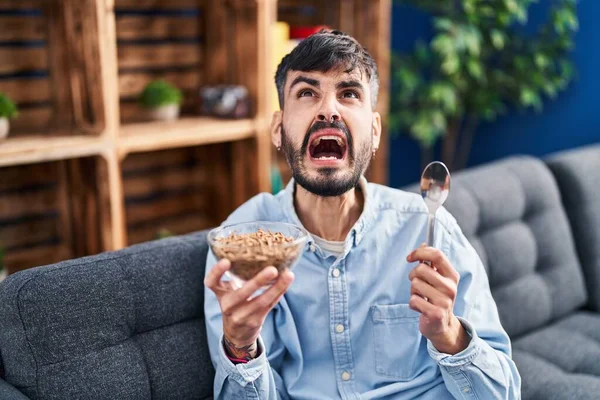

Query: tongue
[312,140,342,159]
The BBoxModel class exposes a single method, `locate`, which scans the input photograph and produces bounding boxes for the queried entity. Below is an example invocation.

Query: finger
[204,259,232,294]
[411,277,451,309]
[248,269,295,313]
[262,271,295,310]
[225,266,279,308]
[409,263,456,299]
[239,286,288,324]
[406,243,427,266]
[407,247,458,281]
[409,293,438,317]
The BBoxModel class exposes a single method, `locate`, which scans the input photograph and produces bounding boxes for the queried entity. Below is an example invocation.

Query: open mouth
[309,135,347,161]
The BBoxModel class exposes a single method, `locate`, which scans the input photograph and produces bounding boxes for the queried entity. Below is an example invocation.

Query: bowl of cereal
[208,221,308,288]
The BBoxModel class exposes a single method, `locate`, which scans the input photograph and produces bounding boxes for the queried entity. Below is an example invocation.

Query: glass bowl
[208,221,308,288]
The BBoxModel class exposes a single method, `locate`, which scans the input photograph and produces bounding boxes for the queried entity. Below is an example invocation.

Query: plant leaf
[467,59,484,82]
[432,34,454,55]
[490,30,505,50]
[441,54,460,75]
[434,17,453,31]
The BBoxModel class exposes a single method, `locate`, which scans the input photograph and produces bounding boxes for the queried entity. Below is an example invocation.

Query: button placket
[328,259,359,399]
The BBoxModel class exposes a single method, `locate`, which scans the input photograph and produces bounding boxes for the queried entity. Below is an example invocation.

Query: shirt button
[332,268,340,278]
[309,244,316,252]
[335,324,344,333]
[463,388,470,393]
[341,371,351,381]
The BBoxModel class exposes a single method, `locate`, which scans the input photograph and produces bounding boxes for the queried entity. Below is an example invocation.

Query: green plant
[139,80,183,109]
[0,93,18,119]
[389,0,578,170]
[155,228,174,240]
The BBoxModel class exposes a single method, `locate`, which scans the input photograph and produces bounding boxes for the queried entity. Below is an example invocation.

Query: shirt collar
[281,175,376,249]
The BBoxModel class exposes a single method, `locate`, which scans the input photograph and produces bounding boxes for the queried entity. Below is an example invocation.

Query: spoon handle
[424,213,438,276]
[425,213,435,247]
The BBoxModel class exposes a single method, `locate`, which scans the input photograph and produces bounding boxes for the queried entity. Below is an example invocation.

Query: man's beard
[280,121,372,197]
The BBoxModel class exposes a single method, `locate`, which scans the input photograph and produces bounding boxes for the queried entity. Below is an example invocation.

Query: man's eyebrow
[289,76,320,92]
[336,80,364,90]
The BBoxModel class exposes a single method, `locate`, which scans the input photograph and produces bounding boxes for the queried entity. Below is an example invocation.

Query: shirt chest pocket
[371,303,425,381]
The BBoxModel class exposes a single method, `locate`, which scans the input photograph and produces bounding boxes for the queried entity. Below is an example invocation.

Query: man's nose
[316,111,340,124]
[316,96,341,123]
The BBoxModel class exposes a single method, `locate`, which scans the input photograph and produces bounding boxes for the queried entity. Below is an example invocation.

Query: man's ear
[271,110,283,148]
[372,111,382,151]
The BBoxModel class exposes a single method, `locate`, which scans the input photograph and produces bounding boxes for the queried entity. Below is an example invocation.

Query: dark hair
[275,29,379,109]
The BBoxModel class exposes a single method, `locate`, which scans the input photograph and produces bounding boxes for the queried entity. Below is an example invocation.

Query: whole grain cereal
[213,229,301,280]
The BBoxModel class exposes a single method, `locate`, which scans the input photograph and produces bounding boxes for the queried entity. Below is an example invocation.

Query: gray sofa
[430,145,600,400]
[0,233,215,400]
[0,144,598,400]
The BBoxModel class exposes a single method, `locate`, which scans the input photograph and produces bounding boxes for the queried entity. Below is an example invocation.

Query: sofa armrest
[546,144,600,311]
[0,378,30,400]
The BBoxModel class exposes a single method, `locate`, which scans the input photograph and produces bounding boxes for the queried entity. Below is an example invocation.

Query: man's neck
[293,181,364,242]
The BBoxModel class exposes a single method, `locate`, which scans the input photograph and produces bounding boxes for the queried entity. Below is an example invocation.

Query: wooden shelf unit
[0,0,391,274]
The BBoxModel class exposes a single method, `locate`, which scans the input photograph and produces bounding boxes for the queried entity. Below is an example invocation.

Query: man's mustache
[301,120,353,153]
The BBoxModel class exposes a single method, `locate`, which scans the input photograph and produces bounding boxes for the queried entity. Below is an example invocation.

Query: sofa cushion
[433,156,587,338]
[0,231,214,400]
[512,311,600,400]
[0,378,29,400]
[547,144,600,312]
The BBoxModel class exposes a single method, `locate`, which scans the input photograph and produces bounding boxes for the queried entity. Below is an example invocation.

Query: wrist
[223,335,259,362]
[430,316,470,355]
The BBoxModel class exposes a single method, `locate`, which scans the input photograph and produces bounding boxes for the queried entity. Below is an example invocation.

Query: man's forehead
[286,69,367,87]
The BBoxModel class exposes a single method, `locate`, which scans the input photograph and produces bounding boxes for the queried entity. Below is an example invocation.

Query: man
[204,30,521,399]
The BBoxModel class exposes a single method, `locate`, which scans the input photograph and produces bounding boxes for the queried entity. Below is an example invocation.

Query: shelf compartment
[121,145,226,245]
[0,0,106,138]
[115,0,264,126]
[114,0,205,124]
[0,156,107,274]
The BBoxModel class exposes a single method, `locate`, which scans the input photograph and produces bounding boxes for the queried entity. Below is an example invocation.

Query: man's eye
[342,91,359,99]
[299,90,314,97]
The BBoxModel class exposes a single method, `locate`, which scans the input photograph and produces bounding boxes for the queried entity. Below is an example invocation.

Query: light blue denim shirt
[204,178,521,399]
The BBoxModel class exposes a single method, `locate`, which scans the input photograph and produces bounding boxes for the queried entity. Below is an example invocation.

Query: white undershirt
[312,235,345,258]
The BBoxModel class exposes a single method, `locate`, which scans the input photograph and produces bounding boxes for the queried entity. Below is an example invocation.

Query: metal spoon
[420,161,451,248]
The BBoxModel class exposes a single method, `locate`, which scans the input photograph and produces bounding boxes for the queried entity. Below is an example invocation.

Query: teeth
[312,135,344,147]
[317,156,339,160]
